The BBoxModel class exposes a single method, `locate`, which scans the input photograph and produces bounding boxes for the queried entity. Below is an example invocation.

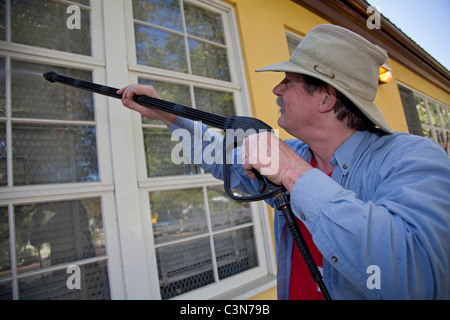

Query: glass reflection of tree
[28,201,95,266]
[13,200,109,299]
[133,0,230,81]
[10,0,91,56]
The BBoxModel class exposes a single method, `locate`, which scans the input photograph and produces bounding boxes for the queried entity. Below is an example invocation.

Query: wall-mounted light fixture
[379,60,392,83]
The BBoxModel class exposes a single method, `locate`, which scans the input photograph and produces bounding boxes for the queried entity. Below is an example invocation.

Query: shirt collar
[331,131,371,176]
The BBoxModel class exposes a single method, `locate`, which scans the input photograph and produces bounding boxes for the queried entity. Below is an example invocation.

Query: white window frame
[0,0,125,300]
[122,0,275,299]
[398,82,450,156]
[0,0,276,300]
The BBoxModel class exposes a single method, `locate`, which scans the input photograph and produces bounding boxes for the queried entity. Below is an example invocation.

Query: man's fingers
[241,136,256,179]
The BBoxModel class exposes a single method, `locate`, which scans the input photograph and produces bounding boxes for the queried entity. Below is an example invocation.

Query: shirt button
[300,213,306,221]
[331,256,338,263]
[343,164,348,170]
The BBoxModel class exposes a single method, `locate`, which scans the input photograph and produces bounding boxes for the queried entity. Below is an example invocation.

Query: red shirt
[289,157,330,300]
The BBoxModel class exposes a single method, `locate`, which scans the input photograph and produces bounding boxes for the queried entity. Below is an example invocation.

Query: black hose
[274,193,332,300]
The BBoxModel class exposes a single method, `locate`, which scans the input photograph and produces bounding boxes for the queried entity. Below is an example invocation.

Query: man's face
[273,72,321,137]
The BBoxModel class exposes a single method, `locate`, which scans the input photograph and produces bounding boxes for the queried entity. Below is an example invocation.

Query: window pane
[72,0,90,6]
[184,2,225,44]
[135,25,187,73]
[0,123,6,186]
[0,281,12,300]
[0,2,5,41]
[440,106,450,129]
[156,237,214,299]
[422,127,433,139]
[415,96,429,125]
[429,102,441,127]
[143,127,199,177]
[11,61,94,121]
[133,0,183,32]
[150,188,207,244]
[11,0,91,56]
[214,227,258,280]
[12,124,98,185]
[436,130,446,148]
[0,57,5,116]
[133,1,232,83]
[207,185,252,231]
[194,87,234,118]
[14,199,105,273]
[0,207,10,282]
[18,261,109,300]
[189,39,230,81]
[138,79,191,125]
[446,131,450,155]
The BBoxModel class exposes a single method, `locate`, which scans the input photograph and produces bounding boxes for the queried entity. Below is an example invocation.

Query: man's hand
[241,132,312,192]
[117,84,177,126]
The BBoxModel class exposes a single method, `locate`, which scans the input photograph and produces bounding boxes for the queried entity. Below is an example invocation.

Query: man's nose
[273,82,283,96]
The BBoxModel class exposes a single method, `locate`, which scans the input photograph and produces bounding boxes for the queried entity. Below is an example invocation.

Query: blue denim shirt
[169,117,450,300]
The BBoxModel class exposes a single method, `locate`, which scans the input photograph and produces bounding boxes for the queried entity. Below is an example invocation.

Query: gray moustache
[276,96,285,111]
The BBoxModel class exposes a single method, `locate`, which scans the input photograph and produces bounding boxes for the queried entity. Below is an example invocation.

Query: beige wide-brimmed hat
[256,24,394,134]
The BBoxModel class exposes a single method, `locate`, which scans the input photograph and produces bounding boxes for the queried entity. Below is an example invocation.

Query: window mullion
[437,104,446,132]
[5,0,11,42]
[424,97,438,141]
[133,19,185,37]
[9,118,96,127]
[5,56,12,187]
[202,186,219,283]
[179,0,192,75]
[187,34,227,49]
[8,204,18,299]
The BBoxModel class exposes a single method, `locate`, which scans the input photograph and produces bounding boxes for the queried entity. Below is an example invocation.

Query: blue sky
[367,0,450,71]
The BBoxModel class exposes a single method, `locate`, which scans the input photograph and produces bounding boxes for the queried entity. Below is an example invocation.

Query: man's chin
[277,113,285,128]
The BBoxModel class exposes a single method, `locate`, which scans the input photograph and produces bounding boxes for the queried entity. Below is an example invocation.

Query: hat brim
[256,61,394,134]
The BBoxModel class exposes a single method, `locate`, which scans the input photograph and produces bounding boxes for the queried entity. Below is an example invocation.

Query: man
[118,24,450,299]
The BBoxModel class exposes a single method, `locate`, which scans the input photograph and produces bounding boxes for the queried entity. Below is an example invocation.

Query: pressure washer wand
[43,71,228,128]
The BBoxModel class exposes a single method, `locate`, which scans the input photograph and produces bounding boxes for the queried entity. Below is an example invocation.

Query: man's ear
[318,85,337,113]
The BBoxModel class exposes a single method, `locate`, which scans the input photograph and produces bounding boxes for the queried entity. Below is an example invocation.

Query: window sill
[209,275,277,300]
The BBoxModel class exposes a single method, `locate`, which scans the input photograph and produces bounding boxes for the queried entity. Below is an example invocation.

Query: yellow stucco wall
[225,0,450,300]
[229,0,328,140]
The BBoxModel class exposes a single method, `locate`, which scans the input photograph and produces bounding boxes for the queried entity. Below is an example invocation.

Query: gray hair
[299,74,376,132]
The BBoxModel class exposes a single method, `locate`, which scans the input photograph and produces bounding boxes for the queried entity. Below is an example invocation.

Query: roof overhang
[292,0,450,93]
